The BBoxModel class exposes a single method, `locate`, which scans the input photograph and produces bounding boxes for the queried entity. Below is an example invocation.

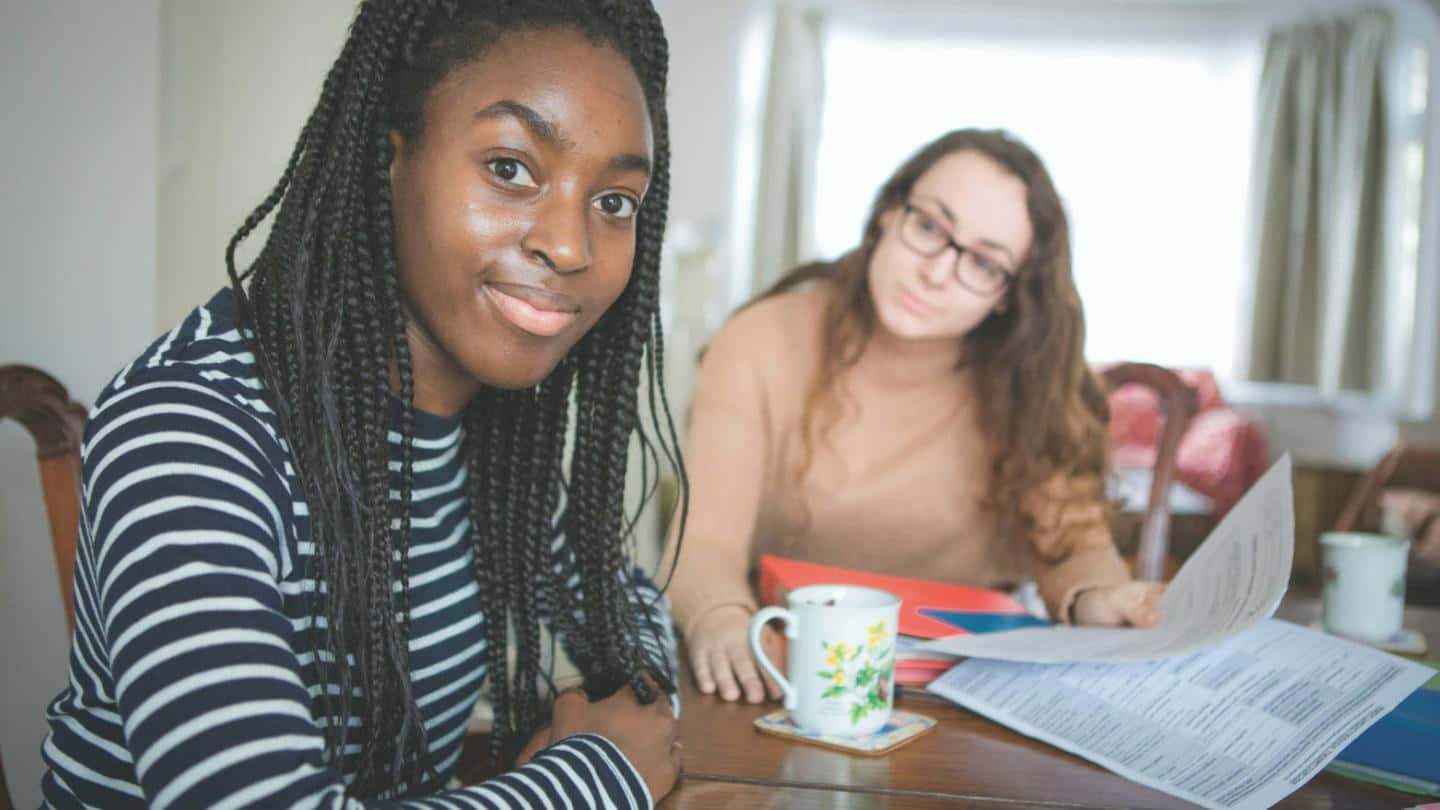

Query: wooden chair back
[1101,362,1198,582]
[0,364,87,809]
[1334,443,1440,532]
[0,364,86,633]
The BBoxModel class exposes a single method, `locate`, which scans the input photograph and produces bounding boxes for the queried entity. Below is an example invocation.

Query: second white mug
[1321,530,1409,642]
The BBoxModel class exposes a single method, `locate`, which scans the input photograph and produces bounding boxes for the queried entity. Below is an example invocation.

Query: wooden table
[461,597,1438,808]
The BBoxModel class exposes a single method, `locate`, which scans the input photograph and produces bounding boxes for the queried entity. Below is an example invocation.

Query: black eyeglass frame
[896,202,1017,295]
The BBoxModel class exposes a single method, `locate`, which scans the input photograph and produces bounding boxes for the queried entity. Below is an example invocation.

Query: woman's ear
[388,129,407,187]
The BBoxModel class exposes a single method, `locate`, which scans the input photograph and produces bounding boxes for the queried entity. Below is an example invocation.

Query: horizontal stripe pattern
[41,289,675,809]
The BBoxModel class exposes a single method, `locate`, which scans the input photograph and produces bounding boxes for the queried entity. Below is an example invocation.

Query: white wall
[157,0,356,329]
[0,2,160,806]
[659,0,757,278]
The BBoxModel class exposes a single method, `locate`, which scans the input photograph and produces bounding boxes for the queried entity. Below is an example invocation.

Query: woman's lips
[483,283,580,338]
[898,286,933,317]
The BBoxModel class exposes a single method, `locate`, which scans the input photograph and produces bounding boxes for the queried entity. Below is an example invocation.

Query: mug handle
[748,606,797,710]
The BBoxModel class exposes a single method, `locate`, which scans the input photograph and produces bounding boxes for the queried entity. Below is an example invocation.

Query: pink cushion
[1103,367,1269,517]
[1108,384,1161,452]
[1175,409,1270,515]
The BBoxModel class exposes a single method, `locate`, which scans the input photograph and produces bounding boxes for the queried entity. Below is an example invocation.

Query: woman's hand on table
[1072,581,1165,627]
[517,682,682,803]
[688,604,784,703]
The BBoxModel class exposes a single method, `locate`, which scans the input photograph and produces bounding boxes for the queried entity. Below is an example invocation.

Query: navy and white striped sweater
[40,289,677,809]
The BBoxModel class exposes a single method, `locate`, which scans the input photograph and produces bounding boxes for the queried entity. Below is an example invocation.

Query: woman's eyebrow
[915,193,1017,262]
[609,152,651,177]
[915,194,957,224]
[474,99,572,149]
[984,241,1018,264]
[475,99,651,178]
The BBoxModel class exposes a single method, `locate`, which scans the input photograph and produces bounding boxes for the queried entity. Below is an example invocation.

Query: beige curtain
[1242,10,1392,393]
[748,3,825,296]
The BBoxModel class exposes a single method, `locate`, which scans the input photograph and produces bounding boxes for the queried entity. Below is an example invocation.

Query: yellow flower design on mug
[866,620,888,648]
[864,616,887,642]
[816,628,895,726]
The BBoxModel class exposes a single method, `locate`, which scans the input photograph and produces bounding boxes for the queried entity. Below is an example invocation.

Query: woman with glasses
[661,129,1163,704]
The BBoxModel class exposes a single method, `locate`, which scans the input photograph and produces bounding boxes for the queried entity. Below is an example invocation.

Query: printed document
[927,619,1434,810]
[920,455,1295,663]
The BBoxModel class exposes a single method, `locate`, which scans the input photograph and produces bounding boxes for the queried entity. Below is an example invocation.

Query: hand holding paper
[921,455,1295,663]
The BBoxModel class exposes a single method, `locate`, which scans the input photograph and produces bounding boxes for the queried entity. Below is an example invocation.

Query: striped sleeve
[71,372,653,810]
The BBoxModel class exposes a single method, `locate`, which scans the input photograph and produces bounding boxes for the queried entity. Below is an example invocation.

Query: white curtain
[1242,10,1393,394]
[748,2,826,296]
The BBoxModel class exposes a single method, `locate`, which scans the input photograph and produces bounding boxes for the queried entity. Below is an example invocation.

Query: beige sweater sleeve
[1025,474,1134,622]
[660,305,776,639]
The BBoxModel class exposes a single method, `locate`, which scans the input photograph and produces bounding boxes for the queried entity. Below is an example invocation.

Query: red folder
[895,659,954,687]
[757,555,1032,639]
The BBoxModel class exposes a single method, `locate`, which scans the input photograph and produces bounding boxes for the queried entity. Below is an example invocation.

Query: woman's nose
[919,247,959,288]
[520,196,592,273]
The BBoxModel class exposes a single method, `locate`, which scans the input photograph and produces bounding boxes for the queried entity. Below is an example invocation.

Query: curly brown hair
[751,128,1111,557]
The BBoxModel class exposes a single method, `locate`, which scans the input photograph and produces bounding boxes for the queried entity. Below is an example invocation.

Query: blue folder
[916,607,1050,634]
[1333,682,1440,787]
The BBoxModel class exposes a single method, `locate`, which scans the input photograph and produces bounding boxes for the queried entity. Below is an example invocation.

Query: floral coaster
[753,709,937,756]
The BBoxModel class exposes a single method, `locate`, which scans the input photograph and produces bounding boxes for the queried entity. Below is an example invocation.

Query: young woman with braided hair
[41,1,688,806]
[661,129,1165,704]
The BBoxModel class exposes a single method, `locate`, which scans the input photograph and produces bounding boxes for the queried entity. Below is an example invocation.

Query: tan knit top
[662,282,1132,637]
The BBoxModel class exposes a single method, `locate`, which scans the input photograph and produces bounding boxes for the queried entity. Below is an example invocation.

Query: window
[810,21,1262,378]
[1400,44,1429,284]
[1395,42,1430,364]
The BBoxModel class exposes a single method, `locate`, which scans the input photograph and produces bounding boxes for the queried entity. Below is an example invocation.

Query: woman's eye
[975,255,1004,278]
[916,213,940,234]
[485,157,537,188]
[595,193,639,219]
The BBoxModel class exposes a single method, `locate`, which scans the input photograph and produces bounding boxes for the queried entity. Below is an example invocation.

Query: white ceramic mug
[748,584,900,736]
[1320,531,1409,642]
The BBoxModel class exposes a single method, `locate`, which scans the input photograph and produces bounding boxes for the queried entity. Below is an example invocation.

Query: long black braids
[223,0,686,798]
[553,0,674,695]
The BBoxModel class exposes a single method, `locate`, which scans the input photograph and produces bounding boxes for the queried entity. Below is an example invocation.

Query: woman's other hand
[1072,581,1164,627]
[687,605,784,703]
[546,684,682,803]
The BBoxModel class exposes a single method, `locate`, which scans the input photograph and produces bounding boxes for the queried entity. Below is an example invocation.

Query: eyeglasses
[897,202,1016,295]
